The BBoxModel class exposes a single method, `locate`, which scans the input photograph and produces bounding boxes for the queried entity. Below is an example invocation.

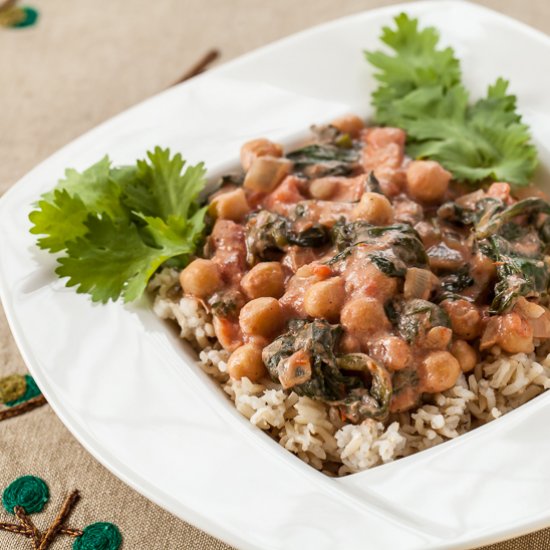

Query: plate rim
[2,1,550,548]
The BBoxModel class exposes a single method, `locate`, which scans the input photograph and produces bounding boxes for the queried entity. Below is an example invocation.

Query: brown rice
[149,268,550,475]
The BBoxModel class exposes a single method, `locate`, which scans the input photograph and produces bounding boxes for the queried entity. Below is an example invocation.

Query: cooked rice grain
[151,275,550,475]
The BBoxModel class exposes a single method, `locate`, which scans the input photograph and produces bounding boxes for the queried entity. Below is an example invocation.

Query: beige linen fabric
[1,1,549,548]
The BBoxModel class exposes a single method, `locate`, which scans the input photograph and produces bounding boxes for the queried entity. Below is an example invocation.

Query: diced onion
[529,312,550,338]
[404,267,434,300]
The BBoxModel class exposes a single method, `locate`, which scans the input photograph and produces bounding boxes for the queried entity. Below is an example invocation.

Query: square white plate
[2,2,550,548]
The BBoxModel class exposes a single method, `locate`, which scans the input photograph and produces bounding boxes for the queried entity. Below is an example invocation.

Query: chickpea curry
[179,114,550,425]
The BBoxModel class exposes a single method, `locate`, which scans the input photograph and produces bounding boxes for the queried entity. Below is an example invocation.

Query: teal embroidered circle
[2,475,49,514]
[6,375,41,407]
[73,522,122,550]
[0,374,27,404]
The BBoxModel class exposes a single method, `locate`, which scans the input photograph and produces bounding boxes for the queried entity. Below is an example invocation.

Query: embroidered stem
[38,490,79,549]
[14,506,40,549]
[0,521,30,535]
[0,395,47,421]
[0,522,83,539]
[0,0,17,11]
[60,526,83,537]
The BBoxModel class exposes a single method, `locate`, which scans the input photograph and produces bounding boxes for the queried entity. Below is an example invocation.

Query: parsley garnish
[365,13,538,185]
[29,147,207,303]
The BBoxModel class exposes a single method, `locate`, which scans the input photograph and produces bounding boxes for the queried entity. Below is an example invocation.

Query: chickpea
[373,336,411,371]
[303,277,345,322]
[227,344,267,382]
[451,340,477,373]
[341,297,389,336]
[418,351,461,393]
[406,160,451,204]
[497,312,534,354]
[423,326,451,350]
[243,157,292,193]
[239,297,285,337]
[331,114,364,138]
[179,259,222,298]
[210,188,250,222]
[240,138,283,172]
[309,177,338,200]
[241,262,285,300]
[345,262,398,302]
[339,333,361,354]
[352,192,394,225]
[441,299,482,341]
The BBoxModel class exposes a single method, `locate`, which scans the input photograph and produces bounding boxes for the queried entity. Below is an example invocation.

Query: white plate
[2,2,550,548]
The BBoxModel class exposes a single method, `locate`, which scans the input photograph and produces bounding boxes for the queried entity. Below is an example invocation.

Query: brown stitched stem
[0,395,47,421]
[38,490,80,549]
[59,526,83,537]
[14,507,40,549]
[171,49,220,86]
[0,0,18,12]
[0,522,32,536]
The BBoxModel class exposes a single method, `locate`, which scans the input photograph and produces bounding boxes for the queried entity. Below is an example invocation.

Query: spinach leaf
[245,210,329,264]
[364,171,383,194]
[368,251,407,278]
[387,298,450,343]
[262,320,392,422]
[476,197,550,239]
[287,144,360,178]
[328,222,428,275]
[436,266,474,302]
[480,235,550,313]
[437,197,504,227]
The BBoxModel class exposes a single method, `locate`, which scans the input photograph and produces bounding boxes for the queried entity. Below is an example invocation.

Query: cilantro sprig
[30,147,207,303]
[365,13,538,185]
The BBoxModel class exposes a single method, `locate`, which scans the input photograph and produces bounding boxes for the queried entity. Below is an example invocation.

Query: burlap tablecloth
[2,1,550,548]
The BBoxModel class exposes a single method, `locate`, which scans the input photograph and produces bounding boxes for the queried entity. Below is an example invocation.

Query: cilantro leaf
[365,12,461,125]
[365,13,538,185]
[56,214,199,303]
[43,156,129,220]
[29,190,89,252]
[124,147,206,220]
[30,148,208,303]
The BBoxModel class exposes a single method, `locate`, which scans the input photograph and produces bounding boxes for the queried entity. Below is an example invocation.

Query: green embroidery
[0,2,39,28]
[0,375,26,404]
[74,522,122,550]
[6,374,42,407]
[10,6,38,27]
[2,475,49,514]
[0,477,122,549]
[6,375,41,407]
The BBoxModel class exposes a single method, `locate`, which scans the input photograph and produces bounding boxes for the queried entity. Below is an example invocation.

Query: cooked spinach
[364,171,382,194]
[480,235,550,313]
[476,197,550,239]
[262,320,392,422]
[245,210,329,264]
[208,289,245,318]
[286,144,360,178]
[437,197,503,227]
[368,251,407,278]
[328,222,428,276]
[386,298,450,344]
[436,266,474,302]
[539,218,550,251]
[335,353,392,423]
